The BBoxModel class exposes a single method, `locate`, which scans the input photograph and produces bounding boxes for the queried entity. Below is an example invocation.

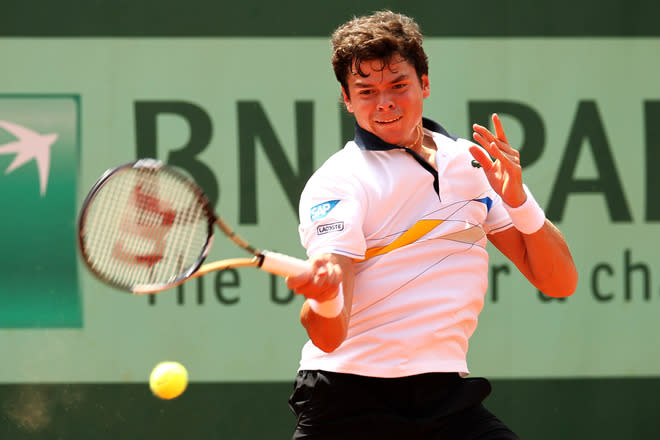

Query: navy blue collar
[353,117,456,151]
[352,117,454,196]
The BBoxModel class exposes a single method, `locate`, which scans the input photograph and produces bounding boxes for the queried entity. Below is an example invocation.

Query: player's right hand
[286,253,343,303]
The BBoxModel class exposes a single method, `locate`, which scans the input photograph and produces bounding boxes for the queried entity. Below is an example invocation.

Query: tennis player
[286,10,577,439]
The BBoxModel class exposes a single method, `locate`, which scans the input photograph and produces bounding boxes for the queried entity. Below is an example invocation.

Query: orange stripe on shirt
[361,219,444,261]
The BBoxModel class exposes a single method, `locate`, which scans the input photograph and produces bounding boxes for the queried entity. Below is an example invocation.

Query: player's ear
[341,87,354,113]
[421,74,430,98]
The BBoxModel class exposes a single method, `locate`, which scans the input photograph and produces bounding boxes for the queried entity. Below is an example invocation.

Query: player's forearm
[496,184,578,297]
[300,301,350,353]
[521,220,578,297]
[292,253,355,352]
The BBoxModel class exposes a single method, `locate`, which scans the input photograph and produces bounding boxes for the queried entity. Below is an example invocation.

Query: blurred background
[1,0,659,438]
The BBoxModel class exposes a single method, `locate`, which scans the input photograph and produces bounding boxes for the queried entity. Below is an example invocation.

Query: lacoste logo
[0,120,58,196]
[471,159,482,168]
[317,221,344,235]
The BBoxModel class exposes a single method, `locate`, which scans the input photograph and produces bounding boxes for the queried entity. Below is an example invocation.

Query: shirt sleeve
[482,192,514,235]
[298,168,367,260]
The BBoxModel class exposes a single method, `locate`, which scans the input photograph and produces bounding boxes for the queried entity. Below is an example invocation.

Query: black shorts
[289,370,519,440]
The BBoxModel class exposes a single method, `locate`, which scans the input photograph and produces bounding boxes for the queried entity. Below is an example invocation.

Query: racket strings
[81,166,211,290]
[179,186,205,276]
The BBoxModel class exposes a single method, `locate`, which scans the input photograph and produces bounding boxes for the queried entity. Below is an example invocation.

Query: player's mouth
[375,116,402,125]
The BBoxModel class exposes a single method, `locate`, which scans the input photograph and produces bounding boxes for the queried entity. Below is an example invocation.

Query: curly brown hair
[331,10,429,97]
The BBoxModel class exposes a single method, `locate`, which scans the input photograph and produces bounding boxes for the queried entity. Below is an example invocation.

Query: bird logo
[0,120,58,196]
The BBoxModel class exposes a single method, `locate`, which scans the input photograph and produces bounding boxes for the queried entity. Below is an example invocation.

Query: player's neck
[407,124,437,170]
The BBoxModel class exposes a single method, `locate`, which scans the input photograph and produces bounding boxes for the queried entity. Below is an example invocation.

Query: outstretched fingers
[491,113,509,144]
[472,116,520,166]
[468,145,494,171]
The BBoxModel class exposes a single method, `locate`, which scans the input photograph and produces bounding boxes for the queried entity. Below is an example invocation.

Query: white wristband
[307,284,344,318]
[504,185,546,235]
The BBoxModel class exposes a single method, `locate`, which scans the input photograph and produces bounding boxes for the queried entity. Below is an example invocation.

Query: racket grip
[260,251,311,277]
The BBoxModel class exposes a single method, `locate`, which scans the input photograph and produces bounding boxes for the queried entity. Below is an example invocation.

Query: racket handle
[259,251,311,277]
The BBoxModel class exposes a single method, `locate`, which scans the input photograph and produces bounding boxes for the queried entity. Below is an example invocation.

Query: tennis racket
[78,158,310,294]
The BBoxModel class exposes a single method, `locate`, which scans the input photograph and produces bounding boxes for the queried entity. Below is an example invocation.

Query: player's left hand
[470,113,527,207]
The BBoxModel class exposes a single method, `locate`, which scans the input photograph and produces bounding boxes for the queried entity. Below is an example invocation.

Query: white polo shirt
[297,118,513,378]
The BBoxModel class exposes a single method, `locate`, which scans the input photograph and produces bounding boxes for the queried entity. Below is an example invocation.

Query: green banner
[0,95,81,328]
[0,38,658,382]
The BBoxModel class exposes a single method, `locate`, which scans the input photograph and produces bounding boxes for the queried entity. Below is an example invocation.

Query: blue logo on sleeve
[310,200,340,221]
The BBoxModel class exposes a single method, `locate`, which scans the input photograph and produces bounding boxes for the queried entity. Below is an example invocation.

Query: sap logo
[316,222,344,235]
[310,200,340,221]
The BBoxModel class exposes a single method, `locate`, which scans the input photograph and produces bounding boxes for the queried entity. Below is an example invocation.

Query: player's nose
[376,94,395,111]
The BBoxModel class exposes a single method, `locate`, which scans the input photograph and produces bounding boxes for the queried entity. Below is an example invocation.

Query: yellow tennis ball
[149,361,188,400]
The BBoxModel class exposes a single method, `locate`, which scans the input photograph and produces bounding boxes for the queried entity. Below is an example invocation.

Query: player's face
[342,56,430,148]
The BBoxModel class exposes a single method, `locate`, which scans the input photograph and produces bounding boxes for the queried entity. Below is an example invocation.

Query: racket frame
[77,159,215,293]
[78,159,310,295]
